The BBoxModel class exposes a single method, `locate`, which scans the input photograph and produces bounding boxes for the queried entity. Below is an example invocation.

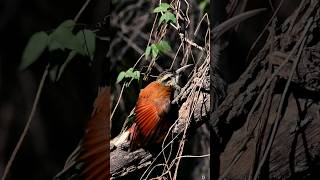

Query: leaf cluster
[153,3,177,25]
[145,40,172,59]
[116,68,140,86]
[20,19,96,81]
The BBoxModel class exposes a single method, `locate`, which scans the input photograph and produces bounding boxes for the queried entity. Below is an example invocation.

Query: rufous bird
[129,65,192,150]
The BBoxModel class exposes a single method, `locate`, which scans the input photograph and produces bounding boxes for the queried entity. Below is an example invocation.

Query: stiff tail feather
[77,87,110,180]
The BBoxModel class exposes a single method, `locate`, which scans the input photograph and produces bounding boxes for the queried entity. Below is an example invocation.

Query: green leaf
[49,29,75,50]
[48,40,64,51]
[162,11,176,24]
[159,15,166,25]
[57,50,77,80]
[74,32,86,55]
[199,0,209,12]
[116,71,126,83]
[117,68,140,84]
[151,44,159,59]
[125,68,134,78]
[145,46,151,59]
[49,20,80,51]
[59,20,76,29]
[20,31,49,70]
[75,30,96,60]
[133,70,140,80]
[48,20,76,51]
[156,40,172,53]
[82,30,95,60]
[153,3,170,13]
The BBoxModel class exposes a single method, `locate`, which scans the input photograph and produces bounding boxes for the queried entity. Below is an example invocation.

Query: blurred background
[0,0,106,179]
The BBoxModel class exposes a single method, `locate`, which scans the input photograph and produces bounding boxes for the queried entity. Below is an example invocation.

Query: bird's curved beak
[175,64,193,74]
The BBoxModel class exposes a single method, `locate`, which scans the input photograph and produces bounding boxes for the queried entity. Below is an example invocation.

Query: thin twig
[1,64,49,180]
[74,0,92,22]
[110,84,126,121]
[245,0,285,62]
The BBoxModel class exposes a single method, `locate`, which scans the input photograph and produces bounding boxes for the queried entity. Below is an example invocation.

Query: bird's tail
[77,87,110,180]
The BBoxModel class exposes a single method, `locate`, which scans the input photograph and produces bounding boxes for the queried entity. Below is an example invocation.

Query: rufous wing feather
[131,98,160,149]
[77,87,110,180]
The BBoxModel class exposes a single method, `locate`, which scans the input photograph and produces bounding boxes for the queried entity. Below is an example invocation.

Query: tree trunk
[210,0,320,179]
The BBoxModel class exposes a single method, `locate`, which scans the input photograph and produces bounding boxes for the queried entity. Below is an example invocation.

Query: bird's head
[156,64,193,87]
[156,72,177,87]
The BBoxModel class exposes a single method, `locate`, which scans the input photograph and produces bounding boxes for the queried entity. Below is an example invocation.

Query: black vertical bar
[210,1,228,180]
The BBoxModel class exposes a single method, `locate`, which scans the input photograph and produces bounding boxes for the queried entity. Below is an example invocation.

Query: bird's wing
[134,97,161,145]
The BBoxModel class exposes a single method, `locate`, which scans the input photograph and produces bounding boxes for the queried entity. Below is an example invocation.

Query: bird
[130,65,192,150]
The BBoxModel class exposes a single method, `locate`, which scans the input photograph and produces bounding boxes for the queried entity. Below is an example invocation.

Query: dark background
[0,0,106,179]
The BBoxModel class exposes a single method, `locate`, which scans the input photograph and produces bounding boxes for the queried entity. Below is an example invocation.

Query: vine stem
[110,83,125,121]
[74,0,92,22]
[1,64,49,180]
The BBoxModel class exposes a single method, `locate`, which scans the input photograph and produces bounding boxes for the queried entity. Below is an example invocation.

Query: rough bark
[210,0,320,179]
